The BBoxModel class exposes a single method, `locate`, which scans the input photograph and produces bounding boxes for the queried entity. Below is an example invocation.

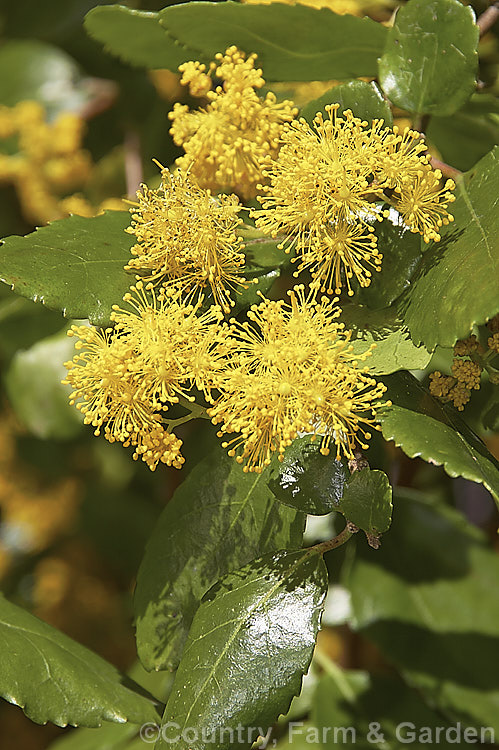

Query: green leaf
[0,594,160,728]
[86,3,387,81]
[482,387,499,432]
[344,490,499,732]
[403,148,499,349]
[0,40,89,118]
[301,81,393,126]
[268,435,347,516]
[427,94,499,173]
[379,0,478,116]
[4,329,83,439]
[340,468,392,543]
[341,304,432,375]
[353,209,423,310]
[0,211,133,327]
[84,7,185,71]
[312,667,458,748]
[379,371,499,505]
[156,549,328,750]
[134,449,304,672]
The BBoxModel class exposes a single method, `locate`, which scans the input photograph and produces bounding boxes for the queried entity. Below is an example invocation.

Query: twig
[428,156,463,180]
[477,2,499,37]
[313,522,359,555]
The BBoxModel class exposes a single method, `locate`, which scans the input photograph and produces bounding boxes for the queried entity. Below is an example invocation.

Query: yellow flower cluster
[169,46,298,199]
[209,286,388,472]
[63,281,232,470]
[0,100,124,224]
[253,106,455,295]
[126,165,247,312]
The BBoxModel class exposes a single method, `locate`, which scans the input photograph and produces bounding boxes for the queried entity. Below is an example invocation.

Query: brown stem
[313,522,359,555]
[477,2,499,37]
[428,156,463,180]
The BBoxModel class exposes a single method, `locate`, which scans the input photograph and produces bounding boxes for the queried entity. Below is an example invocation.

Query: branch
[477,2,499,37]
[428,156,463,180]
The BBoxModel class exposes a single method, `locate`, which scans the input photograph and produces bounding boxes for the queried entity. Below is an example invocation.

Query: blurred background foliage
[0,0,497,747]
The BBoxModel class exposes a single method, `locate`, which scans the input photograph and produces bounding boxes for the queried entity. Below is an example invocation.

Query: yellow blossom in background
[126,166,247,312]
[63,321,184,470]
[168,46,297,198]
[254,105,455,295]
[209,286,388,472]
[0,100,126,225]
[242,0,394,17]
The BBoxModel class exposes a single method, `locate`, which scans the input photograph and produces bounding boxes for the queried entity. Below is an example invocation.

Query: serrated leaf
[84,6,185,71]
[134,449,304,672]
[379,371,499,505]
[4,329,83,439]
[403,147,499,349]
[268,435,347,516]
[0,211,133,327]
[0,594,159,728]
[340,468,392,541]
[379,0,478,116]
[344,490,499,732]
[427,94,499,173]
[341,304,432,375]
[353,208,423,310]
[301,81,393,126]
[47,722,138,750]
[156,550,327,750]
[0,40,88,118]
[86,3,387,81]
[312,668,457,748]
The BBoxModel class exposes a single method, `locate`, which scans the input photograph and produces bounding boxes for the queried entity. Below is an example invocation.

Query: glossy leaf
[427,94,499,173]
[268,435,347,516]
[157,550,327,750]
[134,450,304,672]
[301,81,393,126]
[0,211,133,327]
[0,40,88,117]
[312,668,457,748]
[4,330,82,439]
[47,723,138,750]
[84,7,185,71]
[379,371,499,505]
[354,208,423,310]
[379,0,478,116]
[403,148,499,348]
[344,490,499,732]
[341,304,432,375]
[86,3,386,80]
[0,594,159,728]
[340,468,392,543]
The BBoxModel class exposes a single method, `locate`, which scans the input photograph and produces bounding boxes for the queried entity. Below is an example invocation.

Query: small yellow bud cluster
[253,105,455,296]
[169,46,298,199]
[126,165,247,312]
[0,100,125,224]
[429,334,486,411]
